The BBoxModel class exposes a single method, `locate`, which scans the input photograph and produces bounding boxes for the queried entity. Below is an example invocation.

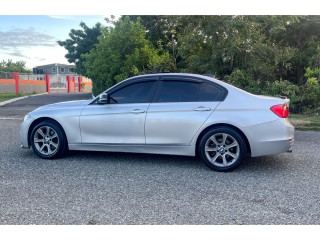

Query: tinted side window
[110,81,155,104]
[198,83,223,101]
[155,81,200,102]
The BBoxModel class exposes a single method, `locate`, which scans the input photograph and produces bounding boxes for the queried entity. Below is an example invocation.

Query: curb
[0,92,48,107]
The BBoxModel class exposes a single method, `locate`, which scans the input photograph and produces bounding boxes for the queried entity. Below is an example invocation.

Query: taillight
[270,104,289,118]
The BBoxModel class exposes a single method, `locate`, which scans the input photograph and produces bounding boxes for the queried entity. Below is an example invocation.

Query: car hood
[32,99,92,112]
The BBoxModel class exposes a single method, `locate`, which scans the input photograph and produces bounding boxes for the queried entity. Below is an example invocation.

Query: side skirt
[68,143,195,156]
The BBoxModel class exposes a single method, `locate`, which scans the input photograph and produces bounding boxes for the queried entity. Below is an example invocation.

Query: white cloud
[24,46,69,68]
[0,27,57,50]
[48,15,73,20]
[0,45,69,69]
[0,26,66,69]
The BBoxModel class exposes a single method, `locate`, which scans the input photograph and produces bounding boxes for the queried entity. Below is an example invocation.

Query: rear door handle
[193,107,211,111]
[130,109,145,114]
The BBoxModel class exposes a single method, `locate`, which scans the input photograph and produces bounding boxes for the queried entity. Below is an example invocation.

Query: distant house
[33,63,76,75]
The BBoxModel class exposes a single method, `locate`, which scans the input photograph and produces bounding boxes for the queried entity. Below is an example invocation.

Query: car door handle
[130,109,145,114]
[193,107,211,111]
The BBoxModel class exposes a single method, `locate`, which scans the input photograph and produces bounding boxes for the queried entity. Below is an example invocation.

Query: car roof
[101,73,252,99]
[124,73,218,84]
[126,73,237,91]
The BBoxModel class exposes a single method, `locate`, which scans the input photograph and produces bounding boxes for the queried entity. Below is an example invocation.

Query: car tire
[198,127,247,172]
[30,120,68,159]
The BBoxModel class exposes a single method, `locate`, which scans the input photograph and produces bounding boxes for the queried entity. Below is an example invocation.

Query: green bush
[256,79,320,114]
[224,69,320,114]
[266,80,303,113]
[224,69,262,94]
[300,78,320,113]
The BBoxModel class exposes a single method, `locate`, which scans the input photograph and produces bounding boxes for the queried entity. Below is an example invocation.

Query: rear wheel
[30,120,68,159]
[198,127,247,172]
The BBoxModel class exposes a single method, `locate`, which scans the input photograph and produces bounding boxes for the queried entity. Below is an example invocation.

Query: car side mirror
[97,93,109,104]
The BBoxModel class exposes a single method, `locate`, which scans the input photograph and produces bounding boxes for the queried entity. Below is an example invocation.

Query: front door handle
[130,109,145,114]
[193,106,211,111]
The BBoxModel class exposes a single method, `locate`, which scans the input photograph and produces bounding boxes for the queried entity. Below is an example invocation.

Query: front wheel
[198,127,247,172]
[30,120,68,159]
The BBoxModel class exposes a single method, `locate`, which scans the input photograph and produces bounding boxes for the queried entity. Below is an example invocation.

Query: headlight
[23,114,31,122]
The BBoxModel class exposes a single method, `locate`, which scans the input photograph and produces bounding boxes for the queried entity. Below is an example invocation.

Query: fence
[0,71,14,79]
[0,71,92,94]
[19,73,45,81]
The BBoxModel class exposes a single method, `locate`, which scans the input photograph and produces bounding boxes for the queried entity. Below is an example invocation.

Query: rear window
[198,83,223,101]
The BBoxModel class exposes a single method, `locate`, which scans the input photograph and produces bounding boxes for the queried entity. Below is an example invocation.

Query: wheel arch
[195,123,251,155]
[28,117,68,147]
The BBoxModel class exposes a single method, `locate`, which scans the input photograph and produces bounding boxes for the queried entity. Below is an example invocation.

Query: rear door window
[154,81,200,102]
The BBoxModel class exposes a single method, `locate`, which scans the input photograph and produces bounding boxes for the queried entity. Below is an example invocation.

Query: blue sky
[0,15,107,69]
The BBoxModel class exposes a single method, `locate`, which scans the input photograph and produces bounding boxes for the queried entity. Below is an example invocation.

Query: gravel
[0,93,319,224]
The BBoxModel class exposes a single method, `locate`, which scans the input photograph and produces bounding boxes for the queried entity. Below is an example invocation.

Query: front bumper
[20,115,35,149]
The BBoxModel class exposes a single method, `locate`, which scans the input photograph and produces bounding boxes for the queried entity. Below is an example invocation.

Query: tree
[281,16,320,84]
[0,59,31,73]
[122,16,188,71]
[83,17,171,95]
[57,22,102,76]
[175,16,320,85]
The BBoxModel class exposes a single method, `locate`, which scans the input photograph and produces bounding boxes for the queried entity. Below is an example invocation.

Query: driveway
[0,93,319,224]
[0,93,92,119]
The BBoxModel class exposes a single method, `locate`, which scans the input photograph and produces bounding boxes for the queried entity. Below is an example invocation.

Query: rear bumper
[245,118,294,157]
[287,137,294,152]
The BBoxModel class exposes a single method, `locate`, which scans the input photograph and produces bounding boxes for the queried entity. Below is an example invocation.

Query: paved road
[0,93,319,224]
[0,93,92,119]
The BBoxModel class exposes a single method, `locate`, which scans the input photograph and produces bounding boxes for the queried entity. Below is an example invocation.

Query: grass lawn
[289,114,320,131]
[0,93,32,103]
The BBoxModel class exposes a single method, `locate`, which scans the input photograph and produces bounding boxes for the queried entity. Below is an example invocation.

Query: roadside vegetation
[0,93,31,103]
[58,16,320,116]
[290,114,320,131]
[0,60,31,73]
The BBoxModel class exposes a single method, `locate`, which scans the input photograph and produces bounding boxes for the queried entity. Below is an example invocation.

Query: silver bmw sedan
[20,73,294,171]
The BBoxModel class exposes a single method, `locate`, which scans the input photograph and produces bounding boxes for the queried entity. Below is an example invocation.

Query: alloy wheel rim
[34,126,59,156]
[205,133,240,167]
